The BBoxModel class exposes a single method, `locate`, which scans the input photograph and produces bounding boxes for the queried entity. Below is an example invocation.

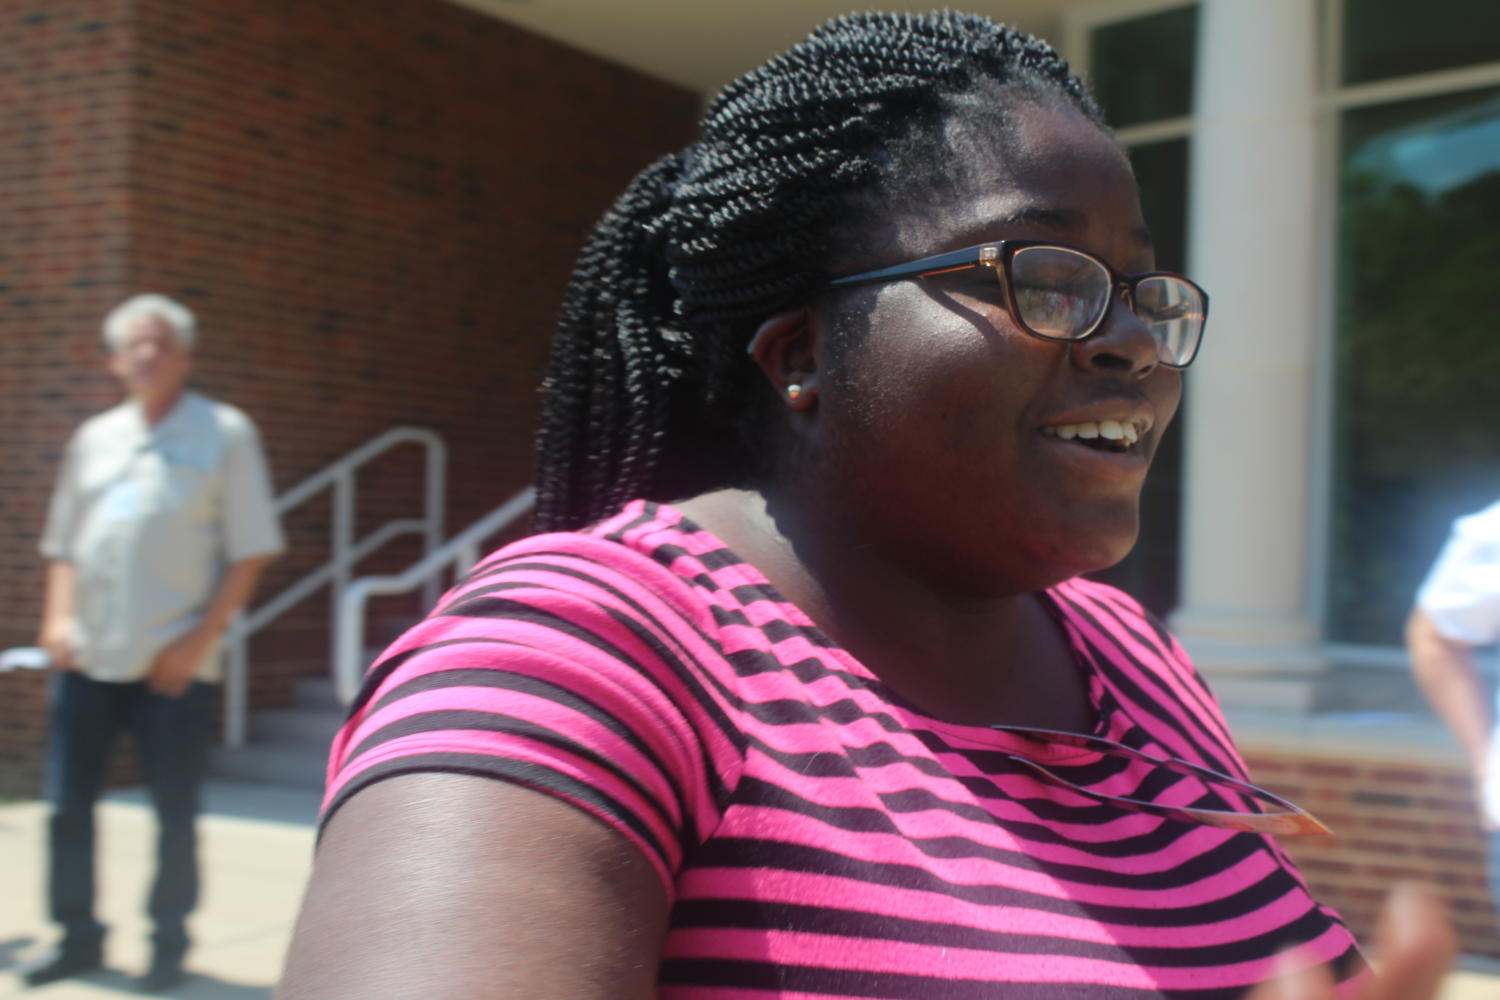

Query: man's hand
[38,620,77,672]
[149,554,271,698]
[148,627,215,697]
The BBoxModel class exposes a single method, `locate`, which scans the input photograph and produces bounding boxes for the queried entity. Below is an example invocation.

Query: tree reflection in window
[1330,88,1500,644]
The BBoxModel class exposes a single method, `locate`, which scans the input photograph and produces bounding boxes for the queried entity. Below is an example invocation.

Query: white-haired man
[22,294,284,991]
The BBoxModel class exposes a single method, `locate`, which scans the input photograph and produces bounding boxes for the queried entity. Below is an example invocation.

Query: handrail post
[336,581,370,704]
[219,426,452,746]
[331,471,355,671]
[328,486,535,705]
[457,541,479,577]
[422,437,446,609]
[223,622,248,747]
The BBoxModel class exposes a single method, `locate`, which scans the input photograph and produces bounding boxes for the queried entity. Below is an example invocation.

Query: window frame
[1061,0,1197,147]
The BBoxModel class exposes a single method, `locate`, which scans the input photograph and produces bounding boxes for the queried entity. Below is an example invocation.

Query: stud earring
[787,384,803,401]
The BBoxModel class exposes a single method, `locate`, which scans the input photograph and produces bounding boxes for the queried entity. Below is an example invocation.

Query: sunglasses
[992,726,1329,837]
[827,240,1209,369]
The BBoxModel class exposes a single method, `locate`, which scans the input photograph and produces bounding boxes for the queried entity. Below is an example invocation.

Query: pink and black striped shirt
[323,500,1363,998]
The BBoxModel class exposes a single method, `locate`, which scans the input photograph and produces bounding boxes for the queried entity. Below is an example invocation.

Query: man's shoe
[134,951,185,994]
[17,944,104,986]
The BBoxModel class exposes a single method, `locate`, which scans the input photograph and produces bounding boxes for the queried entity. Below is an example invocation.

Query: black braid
[535,11,1103,531]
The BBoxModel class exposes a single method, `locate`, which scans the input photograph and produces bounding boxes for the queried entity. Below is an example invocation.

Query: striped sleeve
[320,534,746,893]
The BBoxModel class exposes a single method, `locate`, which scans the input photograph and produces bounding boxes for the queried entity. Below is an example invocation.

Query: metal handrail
[334,486,535,703]
[221,426,446,746]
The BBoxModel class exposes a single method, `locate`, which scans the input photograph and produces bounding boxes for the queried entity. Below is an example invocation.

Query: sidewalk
[2,780,1499,998]
[0,781,320,998]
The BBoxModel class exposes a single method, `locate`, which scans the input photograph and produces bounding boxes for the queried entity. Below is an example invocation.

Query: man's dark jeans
[45,671,214,956]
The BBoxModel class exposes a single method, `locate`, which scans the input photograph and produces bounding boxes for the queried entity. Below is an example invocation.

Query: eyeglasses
[827,240,1209,369]
[992,726,1329,837]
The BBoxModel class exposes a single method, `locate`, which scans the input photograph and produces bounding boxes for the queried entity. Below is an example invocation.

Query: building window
[1069,2,1197,618]
[1342,0,1500,85]
[1088,4,1198,126]
[1328,84,1500,644]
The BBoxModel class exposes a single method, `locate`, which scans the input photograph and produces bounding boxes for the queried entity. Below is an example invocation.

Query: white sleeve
[220,416,286,562]
[39,434,82,561]
[1415,506,1500,645]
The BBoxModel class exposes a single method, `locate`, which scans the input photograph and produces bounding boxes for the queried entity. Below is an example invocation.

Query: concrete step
[213,676,347,787]
[212,743,329,791]
[252,706,343,751]
[214,640,393,787]
[292,676,344,712]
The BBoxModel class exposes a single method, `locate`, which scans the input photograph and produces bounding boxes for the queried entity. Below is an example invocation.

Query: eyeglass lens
[1008,246,1204,367]
[1134,276,1203,367]
[1010,246,1110,340]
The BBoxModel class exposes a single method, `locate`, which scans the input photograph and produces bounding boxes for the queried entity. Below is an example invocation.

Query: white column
[1170,0,1324,709]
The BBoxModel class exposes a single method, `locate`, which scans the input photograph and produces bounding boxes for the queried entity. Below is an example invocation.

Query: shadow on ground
[107,784,320,830]
[0,938,36,970]
[0,963,271,998]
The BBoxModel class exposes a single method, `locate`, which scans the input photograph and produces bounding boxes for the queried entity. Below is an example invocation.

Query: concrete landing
[0,780,319,998]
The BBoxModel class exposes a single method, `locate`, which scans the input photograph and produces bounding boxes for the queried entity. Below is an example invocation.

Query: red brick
[1,0,697,792]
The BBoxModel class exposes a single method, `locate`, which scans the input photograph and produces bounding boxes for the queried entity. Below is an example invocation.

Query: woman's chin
[1036,522,1140,582]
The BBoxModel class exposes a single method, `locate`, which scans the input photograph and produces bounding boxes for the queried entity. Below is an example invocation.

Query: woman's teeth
[1041,420,1139,445]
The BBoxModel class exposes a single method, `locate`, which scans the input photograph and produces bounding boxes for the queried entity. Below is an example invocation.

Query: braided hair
[535,11,1104,531]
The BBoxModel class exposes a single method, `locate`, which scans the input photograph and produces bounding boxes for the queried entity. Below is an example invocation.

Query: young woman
[278,12,1453,999]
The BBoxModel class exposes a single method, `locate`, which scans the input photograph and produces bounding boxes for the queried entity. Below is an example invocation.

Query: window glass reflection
[1329,87,1500,644]
[1089,5,1198,127]
[1344,0,1500,85]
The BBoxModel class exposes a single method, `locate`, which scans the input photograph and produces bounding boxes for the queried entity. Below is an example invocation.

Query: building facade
[3,0,1499,958]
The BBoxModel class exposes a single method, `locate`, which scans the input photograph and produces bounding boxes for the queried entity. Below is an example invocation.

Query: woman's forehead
[855,106,1145,261]
[940,102,1134,201]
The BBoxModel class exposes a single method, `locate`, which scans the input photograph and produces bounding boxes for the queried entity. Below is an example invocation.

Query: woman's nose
[1069,295,1159,378]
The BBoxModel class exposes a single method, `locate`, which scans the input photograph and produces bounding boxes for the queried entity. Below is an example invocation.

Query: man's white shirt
[41,391,285,682]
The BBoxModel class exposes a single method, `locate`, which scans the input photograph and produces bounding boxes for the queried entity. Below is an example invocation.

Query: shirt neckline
[126,388,200,438]
[629,499,1119,752]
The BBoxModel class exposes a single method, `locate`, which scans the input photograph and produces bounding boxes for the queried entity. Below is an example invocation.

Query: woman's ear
[746,307,819,410]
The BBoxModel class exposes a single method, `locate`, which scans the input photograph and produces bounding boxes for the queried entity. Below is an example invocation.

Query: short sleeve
[39,434,82,561]
[220,415,285,561]
[1415,504,1500,645]
[318,537,740,897]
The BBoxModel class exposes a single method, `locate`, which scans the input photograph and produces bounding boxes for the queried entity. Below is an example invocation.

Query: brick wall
[0,0,137,798]
[1244,745,1499,960]
[0,0,699,796]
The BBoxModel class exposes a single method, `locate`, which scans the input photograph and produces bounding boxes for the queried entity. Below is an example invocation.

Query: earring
[787,383,803,401]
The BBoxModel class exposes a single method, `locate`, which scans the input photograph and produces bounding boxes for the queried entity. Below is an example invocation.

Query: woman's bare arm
[277,772,669,999]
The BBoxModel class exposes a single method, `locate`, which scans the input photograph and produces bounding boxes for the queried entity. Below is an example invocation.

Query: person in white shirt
[1407,500,1500,913]
[21,294,285,992]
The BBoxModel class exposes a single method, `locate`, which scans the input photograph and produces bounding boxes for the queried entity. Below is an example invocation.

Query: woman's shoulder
[459,500,729,633]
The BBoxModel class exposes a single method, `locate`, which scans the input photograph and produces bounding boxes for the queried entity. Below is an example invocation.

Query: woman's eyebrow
[972,208,1155,250]
[998,206,1086,231]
